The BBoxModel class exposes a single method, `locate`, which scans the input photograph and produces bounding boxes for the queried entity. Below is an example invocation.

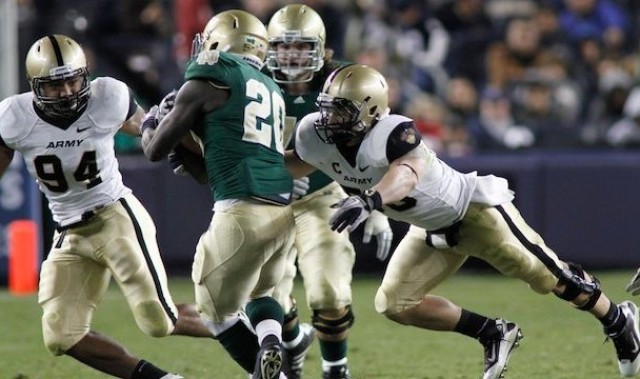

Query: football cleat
[607,301,640,377]
[252,337,284,379]
[282,323,316,379]
[159,374,184,379]
[481,319,523,379]
[322,364,351,379]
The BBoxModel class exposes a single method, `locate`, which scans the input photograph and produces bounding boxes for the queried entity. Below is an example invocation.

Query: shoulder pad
[85,77,131,131]
[0,93,38,145]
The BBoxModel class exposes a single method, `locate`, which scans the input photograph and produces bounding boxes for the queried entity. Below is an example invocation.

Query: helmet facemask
[266,31,324,83]
[32,66,90,119]
[314,93,368,145]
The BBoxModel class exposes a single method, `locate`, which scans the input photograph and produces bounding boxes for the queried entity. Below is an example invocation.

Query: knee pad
[555,262,602,311]
[135,300,175,337]
[42,310,85,356]
[312,306,355,336]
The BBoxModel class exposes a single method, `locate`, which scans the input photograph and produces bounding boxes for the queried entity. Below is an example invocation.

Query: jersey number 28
[243,79,286,154]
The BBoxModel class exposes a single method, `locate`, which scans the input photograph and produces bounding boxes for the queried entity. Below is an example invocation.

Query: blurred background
[2,0,640,284]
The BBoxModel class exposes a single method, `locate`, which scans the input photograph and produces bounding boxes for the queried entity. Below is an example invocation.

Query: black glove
[329,190,382,233]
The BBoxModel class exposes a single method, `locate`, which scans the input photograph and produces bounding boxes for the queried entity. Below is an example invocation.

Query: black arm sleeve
[125,88,138,120]
[385,120,422,163]
[0,134,6,148]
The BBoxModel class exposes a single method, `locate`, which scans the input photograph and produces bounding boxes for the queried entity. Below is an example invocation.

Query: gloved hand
[140,105,159,135]
[329,191,382,233]
[157,90,177,122]
[291,176,310,200]
[362,210,393,261]
[168,148,188,176]
[626,268,640,295]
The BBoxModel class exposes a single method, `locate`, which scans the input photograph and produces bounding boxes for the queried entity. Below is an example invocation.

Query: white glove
[157,90,177,122]
[362,210,393,261]
[329,196,372,233]
[291,176,310,200]
[626,268,640,295]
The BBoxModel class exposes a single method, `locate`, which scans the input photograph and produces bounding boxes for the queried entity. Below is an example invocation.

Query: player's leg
[193,201,294,378]
[105,195,211,339]
[294,184,356,379]
[470,201,639,377]
[40,229,177,378]
[375,225,522,379]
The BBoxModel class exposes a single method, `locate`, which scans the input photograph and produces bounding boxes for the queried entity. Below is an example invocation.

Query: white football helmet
[192,9,268,68]
[25,34,90,118]
[315,64,389,144]
[266,4,326,83]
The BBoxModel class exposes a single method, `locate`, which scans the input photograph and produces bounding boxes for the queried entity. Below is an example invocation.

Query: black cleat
[282,323,316,379]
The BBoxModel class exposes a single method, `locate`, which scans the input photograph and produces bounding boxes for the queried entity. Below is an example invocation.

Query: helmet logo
[49,64,74,77]
[196,50,220,65]
[282,30,301,44]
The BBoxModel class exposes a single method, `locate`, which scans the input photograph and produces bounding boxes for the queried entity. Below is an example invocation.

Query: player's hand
[140,105,159,135]
[168,148,187,176]
[330,196,372,233]
[362,210,393,261]
[157,90,177,122]
[291,176,310,200]
[626,268,640,295]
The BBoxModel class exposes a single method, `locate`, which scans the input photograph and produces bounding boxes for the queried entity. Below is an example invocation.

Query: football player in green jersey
[264,5,393,379]
[141,10,295,379]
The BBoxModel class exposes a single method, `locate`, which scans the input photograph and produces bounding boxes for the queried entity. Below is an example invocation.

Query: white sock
[322,357,348,372]
[255,319,282,345]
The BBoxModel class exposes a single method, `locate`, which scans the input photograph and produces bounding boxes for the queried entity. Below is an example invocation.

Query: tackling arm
[371,145,426,205]
[119,105,145,136]
[284,149,317,179]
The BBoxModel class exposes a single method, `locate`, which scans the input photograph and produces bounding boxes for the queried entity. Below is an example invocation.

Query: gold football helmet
[315,64,389,144]
[266,4,326,83]
[25,34,90,118]
[192,9,268,67]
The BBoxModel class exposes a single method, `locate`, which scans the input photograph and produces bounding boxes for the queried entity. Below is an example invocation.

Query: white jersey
[295,113,514,230]
[0,77,132,224]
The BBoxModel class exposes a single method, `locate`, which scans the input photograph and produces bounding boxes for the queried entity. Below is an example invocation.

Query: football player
[284,64,640,379]
[264,5,393,379]
[140,10,295,379]
[0,35,214,379]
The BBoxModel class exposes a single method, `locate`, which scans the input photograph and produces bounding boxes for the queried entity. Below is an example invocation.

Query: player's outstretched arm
[284,149,316,178]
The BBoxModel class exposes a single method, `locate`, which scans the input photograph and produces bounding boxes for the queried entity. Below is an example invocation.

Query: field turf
[2,270,635,378]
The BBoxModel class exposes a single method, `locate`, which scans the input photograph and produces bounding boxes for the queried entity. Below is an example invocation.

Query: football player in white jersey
[265,5,393,379]
[284,64,640,379]
[0,35,213,379]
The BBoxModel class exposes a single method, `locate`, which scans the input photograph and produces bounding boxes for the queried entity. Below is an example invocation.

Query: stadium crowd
[14,0,640,155]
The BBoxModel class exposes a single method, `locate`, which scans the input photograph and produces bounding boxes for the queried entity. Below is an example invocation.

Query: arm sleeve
[386,120,422,162]
[125,88,138,120]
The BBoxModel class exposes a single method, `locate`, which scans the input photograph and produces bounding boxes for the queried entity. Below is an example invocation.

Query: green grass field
[1,270,636,379]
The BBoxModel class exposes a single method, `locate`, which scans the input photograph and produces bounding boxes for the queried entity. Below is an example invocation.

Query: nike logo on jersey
[77,125,91,133]
[293,96,305,104]
[46,139,85,148]
[358,164,370,172]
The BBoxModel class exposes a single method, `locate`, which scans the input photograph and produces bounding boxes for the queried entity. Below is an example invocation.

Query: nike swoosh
[77,126,91,133]
[358,165,370,172]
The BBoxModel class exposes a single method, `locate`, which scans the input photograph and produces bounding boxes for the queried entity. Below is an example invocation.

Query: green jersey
[185,51,292,204]
[277,60,350,197]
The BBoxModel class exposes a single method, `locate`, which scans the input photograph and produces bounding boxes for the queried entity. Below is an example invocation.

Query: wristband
[360,189,383,211]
